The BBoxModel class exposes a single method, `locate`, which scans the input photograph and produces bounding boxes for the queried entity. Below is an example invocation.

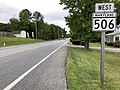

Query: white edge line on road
[3,41,68,90]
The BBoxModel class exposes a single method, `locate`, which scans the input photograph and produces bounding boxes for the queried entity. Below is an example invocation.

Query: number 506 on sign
[92,13,116,31]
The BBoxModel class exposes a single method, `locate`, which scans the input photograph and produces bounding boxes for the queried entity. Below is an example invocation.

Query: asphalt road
[0,39,68,90]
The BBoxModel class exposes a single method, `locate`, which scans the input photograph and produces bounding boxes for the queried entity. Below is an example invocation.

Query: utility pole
[35,21,37,39]
[58,27,60,39]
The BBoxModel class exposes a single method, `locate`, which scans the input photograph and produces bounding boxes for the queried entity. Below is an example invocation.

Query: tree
[115,0,120,25]
[19,9,32,36]
[37,22,66,40]
[32,11,44,39]
[0,23,9,32]
[60,0,120,49]
[9,18,20,31]
[33,11,44,22]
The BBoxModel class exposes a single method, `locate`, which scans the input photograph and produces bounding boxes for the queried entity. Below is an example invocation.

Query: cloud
[0,2,20,23]
[0,0,69,33]
[43,10,68,29]
[45,11,67,21]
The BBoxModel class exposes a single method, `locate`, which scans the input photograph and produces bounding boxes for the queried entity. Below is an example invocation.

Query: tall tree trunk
[84,40,89,50]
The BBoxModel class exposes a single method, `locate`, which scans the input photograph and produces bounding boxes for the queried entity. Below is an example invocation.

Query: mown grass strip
[0,37,45,47]
[66,48,120,90]
[90,42,114,48]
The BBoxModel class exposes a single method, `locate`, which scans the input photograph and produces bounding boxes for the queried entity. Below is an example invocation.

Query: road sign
[92,13,116,31]
[93,3,116,87]
[95,3,114,12]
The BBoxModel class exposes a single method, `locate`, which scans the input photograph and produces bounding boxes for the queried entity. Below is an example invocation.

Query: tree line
[0,9,67,40]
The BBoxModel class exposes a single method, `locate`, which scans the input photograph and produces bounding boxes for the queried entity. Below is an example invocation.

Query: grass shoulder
[0,37,46,47]
[66,47,120,90]
[69,41,115,48]
[90,42,115,48]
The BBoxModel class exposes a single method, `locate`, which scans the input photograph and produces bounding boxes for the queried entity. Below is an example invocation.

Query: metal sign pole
[100,31,105,87]
[93,3,116,88]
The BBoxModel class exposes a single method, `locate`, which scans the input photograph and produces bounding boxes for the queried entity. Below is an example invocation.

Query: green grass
[66,48,120,90]
[0,37,45,47]
[67,42,72,45]
[90,42,114,48]
[69,42,114,48]
[90,42,101,47]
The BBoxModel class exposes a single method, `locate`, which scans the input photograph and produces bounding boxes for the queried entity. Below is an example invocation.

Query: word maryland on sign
[92,3,116,31]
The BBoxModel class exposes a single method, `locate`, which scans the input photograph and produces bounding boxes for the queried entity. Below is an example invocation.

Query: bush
[106,43,113,46]
[90,39,101,43]
[71,40,80,45]
[71,40,85,46]
[113,41,120,47]
[81,41,85,46]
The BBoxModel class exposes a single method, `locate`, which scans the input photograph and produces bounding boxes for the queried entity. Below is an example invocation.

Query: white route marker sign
[92,3,116,31]
[92,12,116,31]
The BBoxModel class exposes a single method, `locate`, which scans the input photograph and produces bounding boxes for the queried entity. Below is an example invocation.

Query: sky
[0,0,69,33]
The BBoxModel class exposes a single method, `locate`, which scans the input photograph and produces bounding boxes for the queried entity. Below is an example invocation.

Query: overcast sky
[0,0,69,32]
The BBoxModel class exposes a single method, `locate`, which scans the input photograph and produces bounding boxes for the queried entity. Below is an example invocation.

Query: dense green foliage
[0,23,9,31]
[38,23,66,40]
[66,47,120,90]
[60,0,120,49]
[32,11,44,39]
[0,9,66,40]
[19,9,32,33]
[9,18,20,31]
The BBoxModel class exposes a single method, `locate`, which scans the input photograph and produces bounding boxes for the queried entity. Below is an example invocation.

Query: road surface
[0,39,68,90]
